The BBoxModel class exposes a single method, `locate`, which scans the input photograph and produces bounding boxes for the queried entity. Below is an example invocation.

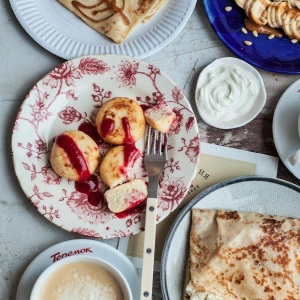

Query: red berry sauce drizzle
[58,116,147,213]
[55,131,105,207]
[75,175,105,207]
[78,121,103,145]
[115,200,147,219]
[100,116,146,217]
[100,117,115,138]
[55,134,91,181]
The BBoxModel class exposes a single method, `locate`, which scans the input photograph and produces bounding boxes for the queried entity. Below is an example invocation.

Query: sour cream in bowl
[195,57,266,129]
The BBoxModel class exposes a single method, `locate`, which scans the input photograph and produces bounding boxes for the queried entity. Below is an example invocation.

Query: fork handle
[140,197,157,300]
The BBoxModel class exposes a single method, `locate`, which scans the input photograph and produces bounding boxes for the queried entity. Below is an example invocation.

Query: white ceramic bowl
[30,255,133,300]
[195,57,266,129]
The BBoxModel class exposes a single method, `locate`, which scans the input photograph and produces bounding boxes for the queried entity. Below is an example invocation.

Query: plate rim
[11,53,200,239]
[9,0,197,60]
[160,175,300,299]
[202,0,300,75]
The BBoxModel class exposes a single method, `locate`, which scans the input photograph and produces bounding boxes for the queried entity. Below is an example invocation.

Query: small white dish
[195,57,266,129]
[273,79,300,179]
[16,239,140,300]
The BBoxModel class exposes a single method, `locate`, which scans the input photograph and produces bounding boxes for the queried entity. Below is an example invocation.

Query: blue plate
[202,0,300,74]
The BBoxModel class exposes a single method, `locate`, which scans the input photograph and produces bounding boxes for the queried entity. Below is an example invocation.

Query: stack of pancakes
[185,209,300,299]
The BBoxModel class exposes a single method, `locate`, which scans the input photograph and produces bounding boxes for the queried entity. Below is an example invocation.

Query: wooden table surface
[0,0,300,299]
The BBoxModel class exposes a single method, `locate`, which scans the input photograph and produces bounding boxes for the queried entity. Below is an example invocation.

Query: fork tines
[145,126,167,156]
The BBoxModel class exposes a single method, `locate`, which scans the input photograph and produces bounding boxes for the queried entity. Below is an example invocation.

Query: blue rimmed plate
[202,0,300,74]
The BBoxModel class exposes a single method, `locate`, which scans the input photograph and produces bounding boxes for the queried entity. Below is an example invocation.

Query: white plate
[11,54,200,239]
[9,0,196,60]
[195,57,266,129]
[16,239,140,300]
[161,176,300,300]
[273,79,300,179]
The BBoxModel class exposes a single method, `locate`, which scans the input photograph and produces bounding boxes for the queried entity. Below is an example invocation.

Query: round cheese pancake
[144,102,176,133]
[99,144,140,188]
[104,179,148,213]
[50,130,100,181]
[96,97,145,145]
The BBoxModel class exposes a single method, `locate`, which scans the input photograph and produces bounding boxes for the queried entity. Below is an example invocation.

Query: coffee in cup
[30,255,132,300]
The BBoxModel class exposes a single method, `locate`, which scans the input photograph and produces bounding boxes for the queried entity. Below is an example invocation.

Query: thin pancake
[58,0,167,43]
[187,209,300,300]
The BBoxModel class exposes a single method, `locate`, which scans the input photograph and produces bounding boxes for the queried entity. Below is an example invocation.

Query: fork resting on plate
[140,126,168,299]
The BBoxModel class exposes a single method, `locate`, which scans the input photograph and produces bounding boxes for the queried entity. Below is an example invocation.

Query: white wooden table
[0,1,299,299]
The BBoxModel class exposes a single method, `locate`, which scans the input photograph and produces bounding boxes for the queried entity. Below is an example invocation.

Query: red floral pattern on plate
[12,55,200,238]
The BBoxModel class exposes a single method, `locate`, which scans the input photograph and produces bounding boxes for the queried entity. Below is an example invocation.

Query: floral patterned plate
[11,54,200,239]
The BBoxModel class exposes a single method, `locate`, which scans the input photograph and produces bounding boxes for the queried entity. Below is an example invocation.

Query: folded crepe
[186,209,300,300]
[58,0,166,43]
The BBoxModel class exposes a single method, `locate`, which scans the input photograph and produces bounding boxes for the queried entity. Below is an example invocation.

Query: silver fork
[140,126,168,300]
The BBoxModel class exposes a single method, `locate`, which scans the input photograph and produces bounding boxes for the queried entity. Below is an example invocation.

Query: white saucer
[16,239,140,299]
[273,79,300,179]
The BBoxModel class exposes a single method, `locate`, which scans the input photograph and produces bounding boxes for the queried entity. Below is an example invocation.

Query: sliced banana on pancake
[244,0,270,26]
[283,8,300,40]
[267,1,290,28]
[235,0,248,9]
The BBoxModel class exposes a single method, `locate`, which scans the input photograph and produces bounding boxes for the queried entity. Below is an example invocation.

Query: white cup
[30,255,133,300]
[288,114,300,166]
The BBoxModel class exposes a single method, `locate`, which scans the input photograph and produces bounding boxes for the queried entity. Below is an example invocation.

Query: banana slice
[287,0,300,10]
[235,0,248,9]
[267,1,289,28]
[245,0,271,26]
[283,8,300,40]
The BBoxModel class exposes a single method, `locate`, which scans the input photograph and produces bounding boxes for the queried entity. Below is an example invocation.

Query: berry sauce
[121,117,135,144]
[100,118,115,137]
[115,200,146,218]
[140,104,150,111]
[75,175,105,207]
[78,121,103,145]
[119,143,139,174]
[55,134,90,181]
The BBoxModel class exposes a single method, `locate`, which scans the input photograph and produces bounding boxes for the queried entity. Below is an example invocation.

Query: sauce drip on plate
[75,175,105,207]
[115,200,146,219]
[244,18,283,37]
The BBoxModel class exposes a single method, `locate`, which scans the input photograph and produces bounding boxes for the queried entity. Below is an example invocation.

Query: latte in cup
[30,256,132,300]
